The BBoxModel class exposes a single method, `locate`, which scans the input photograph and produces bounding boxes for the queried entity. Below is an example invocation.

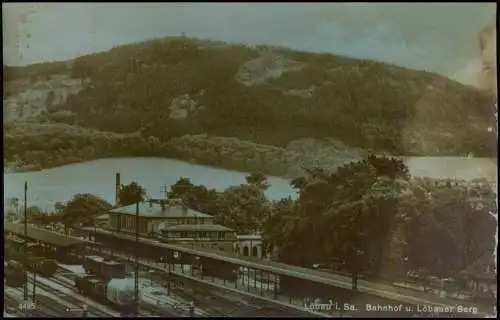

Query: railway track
[3,292,34,317]
[89,246,321,317]
[5,285,72,317]
[5,268,118,317]
[55,266,179,317]
[43,273,116,317]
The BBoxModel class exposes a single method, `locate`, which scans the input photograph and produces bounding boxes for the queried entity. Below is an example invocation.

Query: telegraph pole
[134,192,140,317]
[24,181,29,301]
[32,268,37,301]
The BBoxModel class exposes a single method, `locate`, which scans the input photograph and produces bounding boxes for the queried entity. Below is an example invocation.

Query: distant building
[107,197,237,253]
[95,214,109,228]
[235,234,263,259]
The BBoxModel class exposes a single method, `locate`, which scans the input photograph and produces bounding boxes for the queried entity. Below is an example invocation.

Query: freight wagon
[75,275,143,315]
[4,260,27,287]
[5,237,58,277]
[83,255,127,279]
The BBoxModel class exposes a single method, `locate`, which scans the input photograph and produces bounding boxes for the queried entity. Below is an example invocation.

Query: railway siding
[6,222,492,317]
[86,245,328,317]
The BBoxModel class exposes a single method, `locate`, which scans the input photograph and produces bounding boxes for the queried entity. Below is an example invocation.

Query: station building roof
[5,222,85,248]
[109,200,212,219]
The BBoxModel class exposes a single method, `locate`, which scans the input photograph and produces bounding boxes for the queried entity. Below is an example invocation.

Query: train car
[5,236,27,260]
[75,275,143,315]
[60,250,83,265]
[4,260,27,287]
[102,260,127,279]
[5,238,58,277]
[83,255,126,279]
[83,256,103,275]
[38,242,83,265]
[25,256,58,277]
[107,278,142,315]
[24,243,58,277]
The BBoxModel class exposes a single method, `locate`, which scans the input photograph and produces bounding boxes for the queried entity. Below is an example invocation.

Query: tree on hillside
[118,182,147,206]
[182,185,219,215]
[70,57,93,83]
[54,201,65,214]
[290,177,307,192]
[169,177,195,198]
[216,184,271,234]
[61,193,113,232]
[245,172,269,191]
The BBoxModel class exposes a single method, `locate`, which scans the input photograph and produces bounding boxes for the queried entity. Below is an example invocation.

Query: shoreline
[3,155,296,179]
[4,155,497,184]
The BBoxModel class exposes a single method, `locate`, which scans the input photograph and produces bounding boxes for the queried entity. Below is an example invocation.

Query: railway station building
[106,198,237,253]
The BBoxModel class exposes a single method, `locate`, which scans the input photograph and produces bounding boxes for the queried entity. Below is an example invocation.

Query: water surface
[3,156,496,211]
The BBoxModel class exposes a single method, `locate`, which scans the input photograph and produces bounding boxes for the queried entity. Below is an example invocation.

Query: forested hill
[3,37,497,176]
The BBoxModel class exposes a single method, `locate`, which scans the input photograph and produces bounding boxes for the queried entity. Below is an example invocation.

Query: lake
[3,157,497,211]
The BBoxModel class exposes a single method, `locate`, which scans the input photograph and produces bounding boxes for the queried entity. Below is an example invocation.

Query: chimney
[115,173,121,207]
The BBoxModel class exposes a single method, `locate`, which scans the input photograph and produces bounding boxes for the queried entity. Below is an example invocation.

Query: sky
[2,3,496,85]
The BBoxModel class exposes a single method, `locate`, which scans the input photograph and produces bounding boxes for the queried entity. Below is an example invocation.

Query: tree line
[7,155,496,302]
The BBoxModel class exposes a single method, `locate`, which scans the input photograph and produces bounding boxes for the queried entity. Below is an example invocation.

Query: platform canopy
[4,222,86,248]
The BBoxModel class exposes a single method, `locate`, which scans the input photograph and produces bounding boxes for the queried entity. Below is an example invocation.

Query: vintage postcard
[3,3,497,318]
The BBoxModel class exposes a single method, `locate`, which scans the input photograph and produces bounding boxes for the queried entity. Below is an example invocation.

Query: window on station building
[217,232,225,240]
[200,232,208,238]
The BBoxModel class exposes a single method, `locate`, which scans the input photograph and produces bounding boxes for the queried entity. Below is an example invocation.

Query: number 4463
[19,302,36,311]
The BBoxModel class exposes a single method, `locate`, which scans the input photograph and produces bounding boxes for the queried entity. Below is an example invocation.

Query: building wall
[107,212,236,253]
[109,214,149,234]
[168,239,234,253]
[234,236,263,259]
[147,220,163,234]
[162,217,214,226]
[163,230,234,241]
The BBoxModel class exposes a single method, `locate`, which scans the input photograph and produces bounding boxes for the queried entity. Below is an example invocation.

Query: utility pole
[24,181,29,301]
[32,268,37,301]
[160,184,169,199]
[188,301,195,317]
[134,193,140,317]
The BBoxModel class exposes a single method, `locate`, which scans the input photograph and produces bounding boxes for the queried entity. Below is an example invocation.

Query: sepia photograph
[3,3,497,318]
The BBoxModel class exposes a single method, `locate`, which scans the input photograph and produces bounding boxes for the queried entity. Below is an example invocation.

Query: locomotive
[75,275,143,315]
